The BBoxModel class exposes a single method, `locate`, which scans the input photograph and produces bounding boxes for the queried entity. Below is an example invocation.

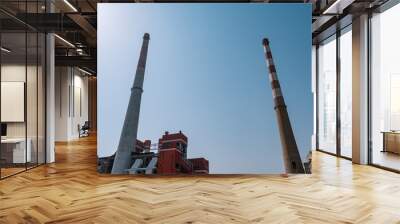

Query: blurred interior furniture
[382,131,400,154]
[79,121,90,138]
[1,138,32,165]
[1,123,7,140]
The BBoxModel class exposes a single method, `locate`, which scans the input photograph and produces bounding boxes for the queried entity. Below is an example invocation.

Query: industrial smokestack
[111,33,150,174]
[262,38,305,174]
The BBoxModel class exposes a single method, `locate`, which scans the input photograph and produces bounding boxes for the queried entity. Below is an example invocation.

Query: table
[382,131,400,154]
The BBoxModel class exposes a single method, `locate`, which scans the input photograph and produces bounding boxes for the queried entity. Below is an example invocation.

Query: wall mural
[97,4,312,175]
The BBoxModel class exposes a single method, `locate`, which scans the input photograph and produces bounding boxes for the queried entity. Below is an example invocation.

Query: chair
[79,121,90,138]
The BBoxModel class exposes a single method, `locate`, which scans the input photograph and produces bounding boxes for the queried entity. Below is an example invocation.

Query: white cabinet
[1,138,32,163]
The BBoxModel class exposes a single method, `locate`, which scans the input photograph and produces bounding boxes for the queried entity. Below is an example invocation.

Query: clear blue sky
[98,4,312,174]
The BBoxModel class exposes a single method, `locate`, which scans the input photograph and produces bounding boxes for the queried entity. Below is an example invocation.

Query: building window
[370,3,400,171]
[317,35,337,154]
[0,2,47,179]
[339,26,352,158]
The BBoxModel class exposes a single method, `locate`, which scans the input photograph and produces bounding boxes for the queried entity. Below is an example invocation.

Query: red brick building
[188,158,209,174]
[157,131,209,174]
[135,139,151,153]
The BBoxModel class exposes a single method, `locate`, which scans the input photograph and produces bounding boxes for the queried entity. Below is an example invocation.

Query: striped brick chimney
[262,38,305,174]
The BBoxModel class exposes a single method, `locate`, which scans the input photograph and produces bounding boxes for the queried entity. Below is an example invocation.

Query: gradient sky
[98,4,312,174]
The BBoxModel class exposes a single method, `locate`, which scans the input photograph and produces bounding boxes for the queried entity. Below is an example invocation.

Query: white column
[46,32,55,163]
[55,67,73,141]
[45,0,55,163]
[352,14,369,164]
[312,45,317,150]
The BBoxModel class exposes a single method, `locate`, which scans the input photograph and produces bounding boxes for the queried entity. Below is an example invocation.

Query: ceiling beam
[55,55,96,71]
[322,0,356,14]
[67,13,97,44]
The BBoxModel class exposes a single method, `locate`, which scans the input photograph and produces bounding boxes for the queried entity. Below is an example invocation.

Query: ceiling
[0,0,392,75]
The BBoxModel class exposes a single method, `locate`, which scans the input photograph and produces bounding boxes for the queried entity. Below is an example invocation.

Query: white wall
[55,67,69,141]
[1,65,29,143]
[1,65,40,138]
[55,67,89,141]
[1,63,46,164]
[72,72,89,138]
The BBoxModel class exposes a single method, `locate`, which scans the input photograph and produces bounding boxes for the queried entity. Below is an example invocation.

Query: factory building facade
[98,131,209,174]
[158,131,209,174]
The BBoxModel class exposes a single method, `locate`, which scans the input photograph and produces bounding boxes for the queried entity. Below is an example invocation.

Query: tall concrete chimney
[262,38,305,174]
[111,33,150,174]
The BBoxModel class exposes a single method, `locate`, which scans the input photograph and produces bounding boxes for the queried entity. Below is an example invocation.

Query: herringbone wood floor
[1,135,400,224]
